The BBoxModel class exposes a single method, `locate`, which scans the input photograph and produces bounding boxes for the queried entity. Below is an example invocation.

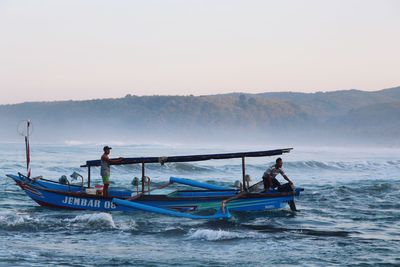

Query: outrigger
[6,122,303,220]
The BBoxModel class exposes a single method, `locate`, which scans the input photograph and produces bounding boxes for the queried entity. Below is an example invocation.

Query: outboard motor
[59,175,69,184]
[131,177,140,187]
[132,177,140,193]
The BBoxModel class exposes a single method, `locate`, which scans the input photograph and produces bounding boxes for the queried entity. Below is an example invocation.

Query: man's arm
[282,174,293,185]
[101,154,108,163]
[102,155,124,164]
[109,157,124,164]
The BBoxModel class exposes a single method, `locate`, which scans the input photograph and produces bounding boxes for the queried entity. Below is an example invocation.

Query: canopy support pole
[242,157,247,191]
[88,166,91,188]
[141,162,145,193]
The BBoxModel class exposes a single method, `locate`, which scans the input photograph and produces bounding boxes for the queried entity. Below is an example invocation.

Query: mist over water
[1,143,399,266]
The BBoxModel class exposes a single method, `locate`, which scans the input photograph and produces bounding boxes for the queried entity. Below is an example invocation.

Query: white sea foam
[118,219,138,231]
[165,226,184,231]
[187,229,245,241]
[66,212,116,228]
[0,212,39,227]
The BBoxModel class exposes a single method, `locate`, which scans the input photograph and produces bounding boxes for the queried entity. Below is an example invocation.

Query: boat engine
[59,175,69,184]
[132,177,140,193]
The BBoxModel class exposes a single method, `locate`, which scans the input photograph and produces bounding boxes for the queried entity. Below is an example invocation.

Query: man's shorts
[277,183,293,192]
[263,177,281,189]
[102,174,110,184]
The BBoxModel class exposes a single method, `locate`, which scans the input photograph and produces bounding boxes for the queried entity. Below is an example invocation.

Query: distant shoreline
[1,86,399,146]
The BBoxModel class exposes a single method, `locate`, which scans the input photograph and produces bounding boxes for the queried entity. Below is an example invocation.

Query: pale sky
[0,0,399,104]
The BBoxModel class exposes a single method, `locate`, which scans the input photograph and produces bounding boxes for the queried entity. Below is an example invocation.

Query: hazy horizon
[1,85,399,106]
[1,0,400,105]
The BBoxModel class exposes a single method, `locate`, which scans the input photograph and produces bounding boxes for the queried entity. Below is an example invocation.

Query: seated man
[262,157,298,211]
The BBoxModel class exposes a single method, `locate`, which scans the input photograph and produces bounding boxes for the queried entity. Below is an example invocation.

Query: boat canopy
[80,148,293,167]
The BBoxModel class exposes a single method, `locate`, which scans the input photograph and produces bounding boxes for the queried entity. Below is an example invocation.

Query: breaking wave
[0,212,40,230]
[65,213,116,228]
[118,160,400,173]
[187,229,252,241]
[285,160,400,171]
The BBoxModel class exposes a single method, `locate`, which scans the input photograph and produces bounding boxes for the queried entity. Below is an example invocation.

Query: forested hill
[1,86,399,145]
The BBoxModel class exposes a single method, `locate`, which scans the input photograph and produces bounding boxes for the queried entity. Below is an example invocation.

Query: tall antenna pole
[18,120,33,178]
[25,120,31,177]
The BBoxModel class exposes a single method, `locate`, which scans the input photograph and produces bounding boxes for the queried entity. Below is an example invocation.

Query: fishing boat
[5,122,303,220]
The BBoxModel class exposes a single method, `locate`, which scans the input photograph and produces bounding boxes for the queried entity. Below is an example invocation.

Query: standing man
[262,157,298,211]
[101,146,123,197]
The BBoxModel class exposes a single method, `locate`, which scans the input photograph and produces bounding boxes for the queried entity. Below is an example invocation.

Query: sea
[0,142,399,266]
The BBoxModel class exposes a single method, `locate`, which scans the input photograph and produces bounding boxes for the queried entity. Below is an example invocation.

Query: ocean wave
[243,224,351,237]
[0,212,40,230]
[63,140,183,148]
[333,181,400,196]
[65,213,116,228]
[46,166,73,173]
[7,159,398,180]
[0,163,25,170]
[155,226,187,236]
[285,160,400,172]
[161,163,214,173]
[120,160,399,174]
[112,162,214,174]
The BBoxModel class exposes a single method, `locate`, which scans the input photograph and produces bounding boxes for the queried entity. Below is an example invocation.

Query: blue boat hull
[7,174,302,213]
